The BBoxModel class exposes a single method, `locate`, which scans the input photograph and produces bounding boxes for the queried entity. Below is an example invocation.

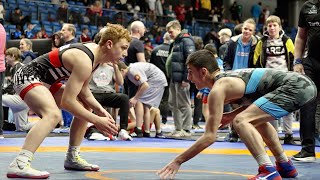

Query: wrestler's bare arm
[174,77,246,164]
[60,50,112,124]
[78,79,112,118]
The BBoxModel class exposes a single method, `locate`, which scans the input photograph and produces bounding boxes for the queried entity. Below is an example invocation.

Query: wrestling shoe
[118,129,133,141]
[64,154,99,171]
[248,165,281,180]
[155,132,165,138]
[7,158,50,179]
[276,160,298,178]
[291,150,316,162]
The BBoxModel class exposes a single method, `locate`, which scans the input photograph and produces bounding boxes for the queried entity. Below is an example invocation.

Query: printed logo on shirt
[156,50,169,57]
[236,52,249,57]
[134,74,140,81]
[308,5,317,14]
[308,21,320,27]
[266,46,285,56]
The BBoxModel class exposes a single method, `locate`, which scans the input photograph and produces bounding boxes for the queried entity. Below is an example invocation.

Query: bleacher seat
[7,0,16,4]
[70,1,77,5]
[75,2,84,6]
[40,12,49,21]
[31,20,40,25]
[7,3,16,9]
[33,26,41,33]
[42,21,51,26]
[17,1,26,5]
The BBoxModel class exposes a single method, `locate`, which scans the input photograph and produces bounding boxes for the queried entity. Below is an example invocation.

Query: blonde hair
[98,23,131,46]
[243,18,256,30]
[20,38,33,51]
[218,28,232,37]
[266,15,281,26]
[6,47,22,62]
[166,20,181,31]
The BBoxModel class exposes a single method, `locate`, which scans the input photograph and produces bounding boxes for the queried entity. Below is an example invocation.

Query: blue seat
[40,12,49,21]
[42,21,51,26]
[89,25,97,31]
[7,0,16,4]
[51,22,61,26]
[7,24,16,29]
[31,20,40,25]
[68,1,76,5]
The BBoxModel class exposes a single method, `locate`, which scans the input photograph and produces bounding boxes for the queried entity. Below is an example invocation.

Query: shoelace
[74,155,91,166]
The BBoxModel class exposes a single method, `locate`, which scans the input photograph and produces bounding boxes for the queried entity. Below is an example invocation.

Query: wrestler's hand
[219,112,234,129]
[293,64,305,74]
[95,116,118,136]
[157,160,181,179]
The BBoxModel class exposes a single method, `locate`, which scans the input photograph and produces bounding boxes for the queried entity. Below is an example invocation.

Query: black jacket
[168,32,195,82]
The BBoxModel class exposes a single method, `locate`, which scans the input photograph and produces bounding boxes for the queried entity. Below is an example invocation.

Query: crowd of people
[0,0,319,180]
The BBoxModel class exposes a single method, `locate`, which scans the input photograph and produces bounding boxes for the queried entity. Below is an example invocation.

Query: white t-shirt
[127,62,167,87]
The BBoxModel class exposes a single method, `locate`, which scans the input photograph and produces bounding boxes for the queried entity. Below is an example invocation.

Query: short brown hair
[6,47,21,62]
[117,61,128,70]
[266,15,281,26]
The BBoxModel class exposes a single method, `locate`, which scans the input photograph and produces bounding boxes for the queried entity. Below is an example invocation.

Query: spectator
[11,25,23,40]
[199,0,211,20]
[224,18,258,70]
[57,1,68,24]
[124,20,147,137]
[10,7,30,29]
[40,27,49,39]
[19,38,37,64]
[33,31,43,39]
[51,31,65,50]
[165,20,195,138]
[150,32,171,125]
[144,37,153,62]
[80,27,92,43]
[223,18,258,142]
[234,23,243,35]
[217,28,232,60]
[164,5,176,22]
[190,36,204,129]
[203,29,220,47]
[2,47,35,132]
[229,1,242,24]
[251,2,262,24]
[87,0,103,25]
[24,23,35,39]
[148,107,165,138]
[89,62,132,141]
[118,61,168,138]
[174,2,186,28]
[61,23,78,44]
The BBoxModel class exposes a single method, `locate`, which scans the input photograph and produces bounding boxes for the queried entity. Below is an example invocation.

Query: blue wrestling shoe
[248,165,281,180]
[276,160,298,178]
